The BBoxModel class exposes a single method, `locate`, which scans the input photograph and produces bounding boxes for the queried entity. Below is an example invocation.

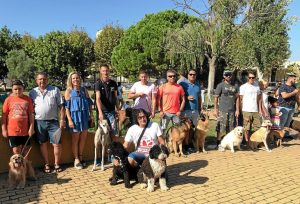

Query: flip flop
[54,165,63,173]
[43,164,51,174]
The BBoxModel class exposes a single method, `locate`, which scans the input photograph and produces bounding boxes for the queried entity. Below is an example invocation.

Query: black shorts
[8,136,30,148]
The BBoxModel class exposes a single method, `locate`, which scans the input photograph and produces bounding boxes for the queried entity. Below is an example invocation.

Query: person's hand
[98,113,104,123]
[28,127,35,137]
[235,110,239,118]
[2,129,8,138]
[187,95,194,100]
[136,92,146,98]
[176,111,181,117]
[150,111,155,119]
[68,120,75,128]
[60,120,65,129]
[160,111,165,118]
[112,158,119,166]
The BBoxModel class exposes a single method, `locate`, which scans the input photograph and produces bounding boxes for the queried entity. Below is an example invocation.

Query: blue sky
[0,0,299,61]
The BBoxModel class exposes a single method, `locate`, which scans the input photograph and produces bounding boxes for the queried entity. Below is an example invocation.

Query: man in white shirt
[128,70,157,118]
[239,71,262,142]
[29,72,65,173]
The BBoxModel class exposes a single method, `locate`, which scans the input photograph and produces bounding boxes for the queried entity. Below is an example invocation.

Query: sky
[0,0,299,61]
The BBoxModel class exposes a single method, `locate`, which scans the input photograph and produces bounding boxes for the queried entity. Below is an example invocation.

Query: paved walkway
[1,139,300,204]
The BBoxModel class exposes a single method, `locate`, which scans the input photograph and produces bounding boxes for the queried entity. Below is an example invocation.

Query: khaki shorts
[243,112,260,132]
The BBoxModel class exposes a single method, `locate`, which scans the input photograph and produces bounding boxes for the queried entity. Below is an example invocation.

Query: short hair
[188,69,197,74]
[248,70,256,77]
[139,70,148,76]
[12,79,24,87]
[35,71,48,79]
[66,71,81,89]
[166,69,176,76]
[99,64,110,70]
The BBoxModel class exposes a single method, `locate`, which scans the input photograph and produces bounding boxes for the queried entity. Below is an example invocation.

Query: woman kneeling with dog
[117,109,165,167]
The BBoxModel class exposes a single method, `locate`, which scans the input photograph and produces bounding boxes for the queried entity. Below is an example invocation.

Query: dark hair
[248,70,256,77]
[135,109,149,125]
[188,69,197,74]
[139,70,148,76]
[268,96,278,104]
[12,79,24,87]
[99,64,110,69]
[35,71,48,79]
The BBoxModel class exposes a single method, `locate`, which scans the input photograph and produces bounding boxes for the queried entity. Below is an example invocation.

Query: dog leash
[20,136,32,157]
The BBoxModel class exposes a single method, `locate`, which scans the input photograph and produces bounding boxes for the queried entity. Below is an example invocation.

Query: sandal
[43,164,51,174]
[79,155,86,167]
[54,165,63,173]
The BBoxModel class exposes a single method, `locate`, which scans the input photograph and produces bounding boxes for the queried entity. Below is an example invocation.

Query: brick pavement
[1,139,300,204]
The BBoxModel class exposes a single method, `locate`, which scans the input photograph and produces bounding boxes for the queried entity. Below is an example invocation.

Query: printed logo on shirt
[137,135,154,156]
[10,102,29,119]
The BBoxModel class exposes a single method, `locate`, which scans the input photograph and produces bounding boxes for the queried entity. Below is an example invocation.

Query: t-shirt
[239,82,261,112]
[278,84,296,108]
[95,79,118,112]
[158,83,185,114]
[130,81,156,113]
[179,80,201,111]
[2,95,34,136]
[214,81,239,112]
[125,122,162,156]
[29,85,63,120]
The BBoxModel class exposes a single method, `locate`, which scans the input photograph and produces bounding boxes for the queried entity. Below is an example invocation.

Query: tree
[94,24,124,69]
[111,10,193,80]
[0,26,22,79]
[5,49,36,89]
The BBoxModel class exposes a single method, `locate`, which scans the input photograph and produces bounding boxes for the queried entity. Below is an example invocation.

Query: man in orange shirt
[2,80,35,156]
[157,70,185,132]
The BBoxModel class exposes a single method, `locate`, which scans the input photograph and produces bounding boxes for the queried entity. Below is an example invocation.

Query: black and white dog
[108,142,139,188]
[137,144,169,192]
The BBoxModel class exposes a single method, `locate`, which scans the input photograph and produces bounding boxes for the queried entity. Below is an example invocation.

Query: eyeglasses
[248,77,255,79]
[168,75,176,78]
[137,116,146,120]
[189,73,196,76]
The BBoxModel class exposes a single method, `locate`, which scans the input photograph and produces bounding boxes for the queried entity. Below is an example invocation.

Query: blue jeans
[279,107,295,127]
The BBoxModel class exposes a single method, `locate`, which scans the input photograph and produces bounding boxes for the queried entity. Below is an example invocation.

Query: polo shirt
[95,79,118,112]
[29,85,63,120]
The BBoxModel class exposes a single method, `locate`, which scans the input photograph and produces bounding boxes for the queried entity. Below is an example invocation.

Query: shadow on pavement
[167,160,208,187]
[0,169,71,204]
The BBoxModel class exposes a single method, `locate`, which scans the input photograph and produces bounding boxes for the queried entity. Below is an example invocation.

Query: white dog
[218,126,244,153]
[92,120,110,171]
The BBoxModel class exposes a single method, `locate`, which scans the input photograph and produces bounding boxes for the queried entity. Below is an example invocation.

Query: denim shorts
[128,151,146,166]
[35,120,60,144]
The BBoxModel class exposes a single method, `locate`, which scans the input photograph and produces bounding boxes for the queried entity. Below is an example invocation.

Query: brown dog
[8,154,36,189]
[167,118,192,157]
[268,129,286,147]
[248,120,273,152]
[194,112,209,153]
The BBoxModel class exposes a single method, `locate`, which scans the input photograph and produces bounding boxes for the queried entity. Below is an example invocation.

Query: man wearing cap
[214,70,239,147]
[278,72,299,127]
[29,72,65,173]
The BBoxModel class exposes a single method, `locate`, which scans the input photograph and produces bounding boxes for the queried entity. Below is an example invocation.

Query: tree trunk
[206,56,217,107]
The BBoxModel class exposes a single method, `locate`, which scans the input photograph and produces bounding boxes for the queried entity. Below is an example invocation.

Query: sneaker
[74,161,83,170]
[96,159,102,167]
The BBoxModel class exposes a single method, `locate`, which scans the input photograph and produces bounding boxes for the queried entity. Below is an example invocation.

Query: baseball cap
[223,70,232,76]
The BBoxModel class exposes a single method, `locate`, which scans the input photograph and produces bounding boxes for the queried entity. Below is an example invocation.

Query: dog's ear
[149,145,160,159]
[161,144,169,157]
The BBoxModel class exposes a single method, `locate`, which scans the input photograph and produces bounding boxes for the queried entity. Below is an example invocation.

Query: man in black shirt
[95,64,120,141]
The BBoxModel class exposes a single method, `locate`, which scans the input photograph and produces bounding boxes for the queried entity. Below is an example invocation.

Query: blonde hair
[259,79,268,89]
[66,71,81,89]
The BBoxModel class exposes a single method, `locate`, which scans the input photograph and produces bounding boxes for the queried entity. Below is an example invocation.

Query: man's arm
[214,96,219,116]
[151,91,157,117]
[281,89,299,99]
[178,94,185,116]
[235,94,240,117]
[95,90,104,122]
[1,113,8,138]
[158,136,165,145]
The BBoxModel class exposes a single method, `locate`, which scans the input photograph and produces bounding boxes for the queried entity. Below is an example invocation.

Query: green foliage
[0,26,22,79]
[25,30,94,88]
[111,10,193,80]
[5,49,36,89]
[94,24,124,69]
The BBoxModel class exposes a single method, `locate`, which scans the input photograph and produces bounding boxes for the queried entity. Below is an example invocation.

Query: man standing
[95,64,119,141]
[239,71,262,142]
[214,70,239,147]
[157,70,185,131]
[179,69,202,127]
[278,72,299,127]
[29,72,65,173]
[128,70,157,118]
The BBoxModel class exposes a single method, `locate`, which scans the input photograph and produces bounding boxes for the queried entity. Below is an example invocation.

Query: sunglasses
[137,116,147,120]
[224,74,232,77]
[248,77,255,79]
[189,73,196,76]
[168,75,176,78]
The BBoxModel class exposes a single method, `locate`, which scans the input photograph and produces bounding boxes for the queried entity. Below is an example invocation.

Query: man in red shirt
[157,70,185,132]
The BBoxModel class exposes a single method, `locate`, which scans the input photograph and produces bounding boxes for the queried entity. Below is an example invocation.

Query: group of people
[1,64,299,174]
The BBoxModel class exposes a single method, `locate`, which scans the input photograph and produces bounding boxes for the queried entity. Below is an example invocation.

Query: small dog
[92,119,110,171]
[218,126,244,153]
[194,112,209,153]
[138,144,169,192]
[248,120,273,152]
[268,129,286,147]
[108,142,139,188]
[8,154,36,189]
[167,118,192,157]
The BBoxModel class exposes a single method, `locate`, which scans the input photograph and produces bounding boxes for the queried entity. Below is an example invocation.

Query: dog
[167,118,192,157]
[8,154,36,189]
[92,119,110,171]
[194,112,209,153]
[268,129,286,147]
[108,142,140,188]
[137,144,169,192]
[218,126,244,153]
[248,120,273,152]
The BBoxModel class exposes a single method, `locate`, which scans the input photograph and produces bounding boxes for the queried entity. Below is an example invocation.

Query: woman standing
[65,71,93,169]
